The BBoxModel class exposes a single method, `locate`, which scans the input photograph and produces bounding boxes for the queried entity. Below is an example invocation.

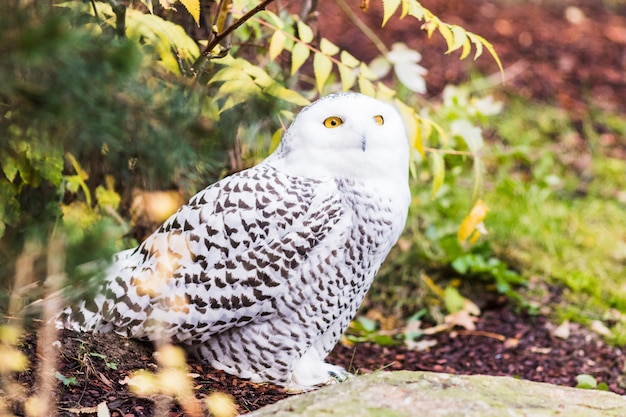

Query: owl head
[266,93,409,183]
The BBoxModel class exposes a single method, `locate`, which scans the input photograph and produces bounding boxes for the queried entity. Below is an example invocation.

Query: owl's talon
[328,367,351,383]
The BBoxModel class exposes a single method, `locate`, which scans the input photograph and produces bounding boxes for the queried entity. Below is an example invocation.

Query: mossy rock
[247,371,626,417]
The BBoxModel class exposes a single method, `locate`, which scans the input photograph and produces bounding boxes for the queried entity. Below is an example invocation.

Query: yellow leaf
[178,0,200,26]
[358,76,376,97]
[269,30,286,61]
[338,63,357,91]
[269,128,283,154]
[430,152,445,200]
[405,0,425,19]
[313,52,333,93]
[261,10,284,29]
[358,62,378,80]
[466,32,484,59]
[263,83,311,106]
[438,24,454,53]
[460,37,472,60]
[414,117,424,157]
[291,42,310,74]
[296,20,314,43]
[457,199,489,243]
[393,99,421,156]
[468,33,503,76]
[382,0,401,26]
[214,77,260,100]
[422,20,437,38]
[375,82,396,101]
[320,38,340,56]
[340,50,360,68]
[471,156,484,202]
[450,25,467,53]
[142,0,154,14]
[213,0,232,32]
[431,120,448,148]
[482,37,504,75]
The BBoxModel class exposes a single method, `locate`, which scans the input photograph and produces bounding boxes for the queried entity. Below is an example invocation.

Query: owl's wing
[96,165,349,343]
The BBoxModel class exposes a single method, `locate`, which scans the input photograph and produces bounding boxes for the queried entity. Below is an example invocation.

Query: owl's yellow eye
[374,115,384,125]
[323,116,343,128]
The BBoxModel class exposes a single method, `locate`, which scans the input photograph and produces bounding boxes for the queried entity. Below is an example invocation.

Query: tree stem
[202,0,276,56]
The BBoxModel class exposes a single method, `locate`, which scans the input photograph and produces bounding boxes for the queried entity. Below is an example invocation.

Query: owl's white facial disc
[266,93,409,183]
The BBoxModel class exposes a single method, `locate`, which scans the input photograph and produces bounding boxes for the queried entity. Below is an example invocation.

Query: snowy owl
[57,92,411,390]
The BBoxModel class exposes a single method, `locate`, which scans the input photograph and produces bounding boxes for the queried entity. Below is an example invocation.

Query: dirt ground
[8,0,626,415]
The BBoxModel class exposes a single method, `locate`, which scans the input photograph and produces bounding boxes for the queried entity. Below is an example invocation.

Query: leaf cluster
[0,2,232,305]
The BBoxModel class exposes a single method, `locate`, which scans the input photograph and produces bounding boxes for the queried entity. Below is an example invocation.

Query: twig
[202,0,276,56]
[423,147,478,157]
[453,329,507,342]
[335,0,388,56]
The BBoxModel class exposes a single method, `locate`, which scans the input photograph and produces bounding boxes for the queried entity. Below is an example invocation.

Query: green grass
[483,96,626,343]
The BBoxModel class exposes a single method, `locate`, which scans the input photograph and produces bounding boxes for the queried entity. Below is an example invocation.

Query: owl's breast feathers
[62,164,407,344]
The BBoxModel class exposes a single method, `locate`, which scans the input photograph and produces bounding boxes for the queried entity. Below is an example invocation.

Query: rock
[245,371,626,417]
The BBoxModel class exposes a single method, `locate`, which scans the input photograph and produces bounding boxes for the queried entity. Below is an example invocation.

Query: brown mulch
[7,0,626,415]
[322,0,626,115]
[10,302,626,416]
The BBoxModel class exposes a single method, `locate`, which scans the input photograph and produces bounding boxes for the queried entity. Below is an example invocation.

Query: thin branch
[202,0,276,56]
[335,0,388,56]
[423,147,477,157]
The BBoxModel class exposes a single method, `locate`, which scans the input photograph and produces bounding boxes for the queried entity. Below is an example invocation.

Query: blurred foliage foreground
[1,0,625,395]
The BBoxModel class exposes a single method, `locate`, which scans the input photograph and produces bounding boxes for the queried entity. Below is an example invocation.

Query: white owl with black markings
[57,92,411,391]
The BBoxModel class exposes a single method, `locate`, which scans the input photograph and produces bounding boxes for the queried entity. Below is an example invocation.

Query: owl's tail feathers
[53,303,102,332]
[19,291,103,333]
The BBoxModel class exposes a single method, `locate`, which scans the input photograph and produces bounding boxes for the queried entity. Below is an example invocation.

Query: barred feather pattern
[56,93,410,389]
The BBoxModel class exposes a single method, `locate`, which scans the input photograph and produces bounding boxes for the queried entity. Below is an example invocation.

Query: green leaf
[269,30,287,61]
[370,334,398,346]
[291,42,310,75]
[1,155,18,182]
[382,0,401,26]
[313,52,333,93]
[55,371,78,387]
[95,179,121,210]
[575,374,598,389]
[355,316,378,333]
[125,8,200,73]
[430,151,445,200]
[444,286,465,313]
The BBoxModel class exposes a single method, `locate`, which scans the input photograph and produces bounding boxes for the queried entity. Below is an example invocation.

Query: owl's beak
[360,136,367,152]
